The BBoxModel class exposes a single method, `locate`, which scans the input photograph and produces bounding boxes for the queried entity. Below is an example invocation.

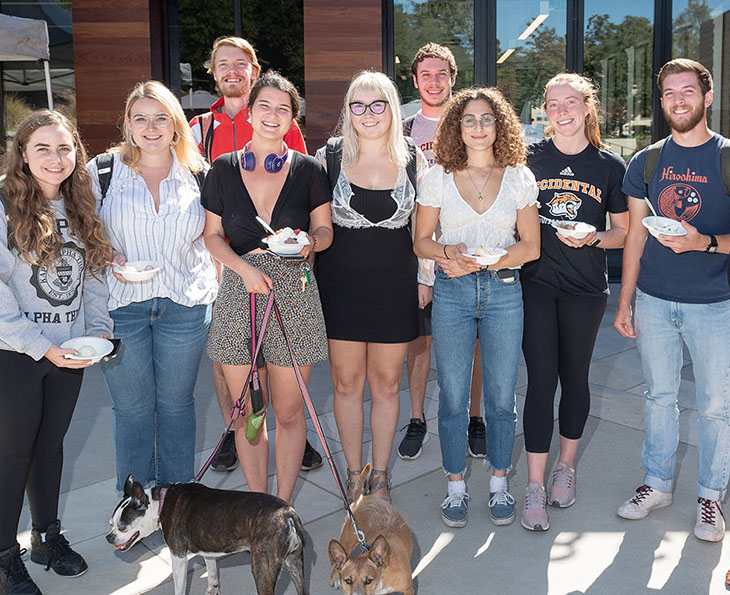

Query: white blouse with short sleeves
[417,163,539,257]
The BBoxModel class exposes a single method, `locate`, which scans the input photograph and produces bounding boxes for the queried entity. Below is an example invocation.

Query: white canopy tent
[0,13,53,109]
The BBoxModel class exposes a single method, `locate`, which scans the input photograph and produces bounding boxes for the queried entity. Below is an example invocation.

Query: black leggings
[0,351,83,550]
[521,280,607,453]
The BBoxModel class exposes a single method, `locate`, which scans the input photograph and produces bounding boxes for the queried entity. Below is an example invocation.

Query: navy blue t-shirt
[622,134,730,303]
[523,139,627,296]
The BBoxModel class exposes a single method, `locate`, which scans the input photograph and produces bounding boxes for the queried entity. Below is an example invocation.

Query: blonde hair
[205,36,260,81]
[1,110,112,272]
[115,81,206,173]
[338,70,410,169]
[543,73,607,150]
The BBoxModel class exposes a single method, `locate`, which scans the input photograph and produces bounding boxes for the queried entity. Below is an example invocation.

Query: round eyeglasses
[460,114,497,128]
[130,113,172,129]
[349,100,388,116]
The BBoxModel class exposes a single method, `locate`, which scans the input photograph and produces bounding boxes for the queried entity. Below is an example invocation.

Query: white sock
[490,475,508,493]
[448,479,467,496]
[40,532,47,543]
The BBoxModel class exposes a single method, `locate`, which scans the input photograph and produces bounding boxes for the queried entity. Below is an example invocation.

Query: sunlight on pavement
[647,531,688,590]
[548,531,624,594]
[109,556,171,595]
[412,531,454,578]
[474,531,495,557]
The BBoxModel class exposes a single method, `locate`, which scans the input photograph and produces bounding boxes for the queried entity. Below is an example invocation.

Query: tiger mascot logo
[548,192,582,219]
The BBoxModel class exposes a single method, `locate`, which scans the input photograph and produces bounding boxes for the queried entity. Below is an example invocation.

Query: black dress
[316,183,418,343]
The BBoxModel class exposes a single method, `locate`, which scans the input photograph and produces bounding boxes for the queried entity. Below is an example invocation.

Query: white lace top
[417,163,539,258]
[316,146,434,284]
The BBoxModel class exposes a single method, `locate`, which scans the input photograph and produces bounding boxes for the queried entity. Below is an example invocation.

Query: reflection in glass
[394,0,474,115]
[672,0,729,136]
[496,0,566,143]
[584,1,654,160]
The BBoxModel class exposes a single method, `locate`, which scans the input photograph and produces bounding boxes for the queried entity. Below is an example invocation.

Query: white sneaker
[694,498,725,542]
[617,485,672,520]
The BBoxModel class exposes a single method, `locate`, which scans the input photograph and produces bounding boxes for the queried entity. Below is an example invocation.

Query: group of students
[1,32,728,594]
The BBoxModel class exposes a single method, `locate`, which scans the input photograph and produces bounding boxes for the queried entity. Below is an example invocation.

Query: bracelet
[443,244,450,259]
[311,235,318,251]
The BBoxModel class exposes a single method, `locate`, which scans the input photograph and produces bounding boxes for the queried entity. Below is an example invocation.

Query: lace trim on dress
[331,168,415,229]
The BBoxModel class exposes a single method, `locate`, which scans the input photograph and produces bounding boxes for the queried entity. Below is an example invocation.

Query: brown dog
[329,463,414,595]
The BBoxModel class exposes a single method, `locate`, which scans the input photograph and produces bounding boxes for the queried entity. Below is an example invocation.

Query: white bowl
[642,216,687,238]
[263,237,310,256]
[61,337,113,364]
[465,247,507,266]
[113,261,160,282]
[555,221,596,239]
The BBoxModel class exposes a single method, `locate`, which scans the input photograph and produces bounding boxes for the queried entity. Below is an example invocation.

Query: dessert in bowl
[263,227,310,256]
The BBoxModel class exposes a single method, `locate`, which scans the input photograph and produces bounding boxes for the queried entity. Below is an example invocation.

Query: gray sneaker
[617,485,672,520]
[440,491,470,528]
[548,461,576,508]
[694,498,725,542]
[521,482,549,531]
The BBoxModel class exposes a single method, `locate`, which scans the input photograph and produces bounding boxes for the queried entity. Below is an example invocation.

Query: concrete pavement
[15,285,730,594]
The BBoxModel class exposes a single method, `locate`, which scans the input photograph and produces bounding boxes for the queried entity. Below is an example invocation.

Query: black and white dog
[106,476,307,595]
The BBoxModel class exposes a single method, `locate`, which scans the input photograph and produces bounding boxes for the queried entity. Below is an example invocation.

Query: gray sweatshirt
[0,197,113,361]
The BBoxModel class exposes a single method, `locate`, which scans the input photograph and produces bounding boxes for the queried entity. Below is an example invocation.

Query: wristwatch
[706,234,718,253]
[589,233,601,248]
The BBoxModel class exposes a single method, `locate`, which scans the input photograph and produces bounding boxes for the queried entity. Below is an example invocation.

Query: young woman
[520,73,628,531]
[91,81,218,493]
[414,87,540,528]
[315,70,428,501]
[202,71,333,505]
[0,110,113,593]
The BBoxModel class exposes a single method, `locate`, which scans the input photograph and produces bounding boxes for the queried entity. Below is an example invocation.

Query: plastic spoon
[643,197,658,217]
[255,215,276,236]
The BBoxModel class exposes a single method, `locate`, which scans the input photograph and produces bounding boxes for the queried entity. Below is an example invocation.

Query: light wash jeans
[635,288,730,500]
[432,268,522,475]
[101,298,211,492]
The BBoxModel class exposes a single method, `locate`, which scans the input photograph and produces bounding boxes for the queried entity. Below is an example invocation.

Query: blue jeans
[102,298,211,492]
[432,269,523,475]
[635,289,730,500]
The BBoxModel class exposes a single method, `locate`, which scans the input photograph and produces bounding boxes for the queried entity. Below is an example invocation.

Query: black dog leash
[193,291,370,555]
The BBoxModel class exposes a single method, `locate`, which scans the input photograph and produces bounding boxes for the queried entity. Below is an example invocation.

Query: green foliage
[673,0,711,58]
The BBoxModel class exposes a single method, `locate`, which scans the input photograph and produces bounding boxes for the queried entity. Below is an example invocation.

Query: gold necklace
[466,163,496,201]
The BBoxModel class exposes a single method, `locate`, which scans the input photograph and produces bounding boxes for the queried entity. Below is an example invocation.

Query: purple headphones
[241,142,289,173]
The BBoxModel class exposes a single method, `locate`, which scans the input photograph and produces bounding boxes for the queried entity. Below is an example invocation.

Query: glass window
[394,0,474,116]
[496,0,566,142]
[672,0,730,137]
[584,0,654,160]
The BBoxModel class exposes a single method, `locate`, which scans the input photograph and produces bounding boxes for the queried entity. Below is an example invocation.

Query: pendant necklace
[466,163,496,201]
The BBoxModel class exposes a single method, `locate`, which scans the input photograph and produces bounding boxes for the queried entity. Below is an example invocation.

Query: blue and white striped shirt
[88,151,218,311]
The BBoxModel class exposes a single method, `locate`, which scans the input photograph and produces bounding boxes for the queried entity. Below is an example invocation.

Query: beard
[663,102,705,133]
[215,78,250,99]
[418,88,450,109]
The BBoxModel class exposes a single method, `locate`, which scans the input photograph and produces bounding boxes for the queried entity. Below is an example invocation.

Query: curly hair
[1,110,112,273]
[543,73,607,150]
[411,43,457,78]
[433,87,526,172]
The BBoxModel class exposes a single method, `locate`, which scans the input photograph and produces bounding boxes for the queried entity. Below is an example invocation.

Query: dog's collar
[349,541,370,559]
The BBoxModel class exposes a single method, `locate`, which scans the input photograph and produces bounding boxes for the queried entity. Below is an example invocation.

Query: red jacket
[189,96,307,162]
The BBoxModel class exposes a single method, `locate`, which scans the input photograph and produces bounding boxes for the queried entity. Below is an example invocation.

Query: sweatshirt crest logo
[547,192,582,219]
[30,241,85,307]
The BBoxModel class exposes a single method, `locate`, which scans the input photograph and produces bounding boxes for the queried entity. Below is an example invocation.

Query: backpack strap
[0,188,11,246]
[404,136,418,193]
[193,169,206,190]
[402,114,416,137]
[199,112,215,163]
[642,137,668,188]
[325,137,344,191]
[722,138,730,196]
[94,152,114,209]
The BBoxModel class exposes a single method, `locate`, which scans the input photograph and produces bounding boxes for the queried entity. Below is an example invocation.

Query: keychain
[300,262,311,292]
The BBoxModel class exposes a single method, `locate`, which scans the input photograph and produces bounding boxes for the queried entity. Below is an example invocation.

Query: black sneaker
[0,545,42,594]
[30,521,87,578]
[301,439,323,471]
[397,418,429,460]
[211,430,238,472]
[467,416,486,458]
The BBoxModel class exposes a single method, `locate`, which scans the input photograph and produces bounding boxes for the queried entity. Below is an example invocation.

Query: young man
[615,58,730,542]
[189,36,321,472]
[397,43,487,461]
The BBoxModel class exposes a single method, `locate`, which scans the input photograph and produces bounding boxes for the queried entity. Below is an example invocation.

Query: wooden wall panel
[303,0,382,153]
[72,0,155,155]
